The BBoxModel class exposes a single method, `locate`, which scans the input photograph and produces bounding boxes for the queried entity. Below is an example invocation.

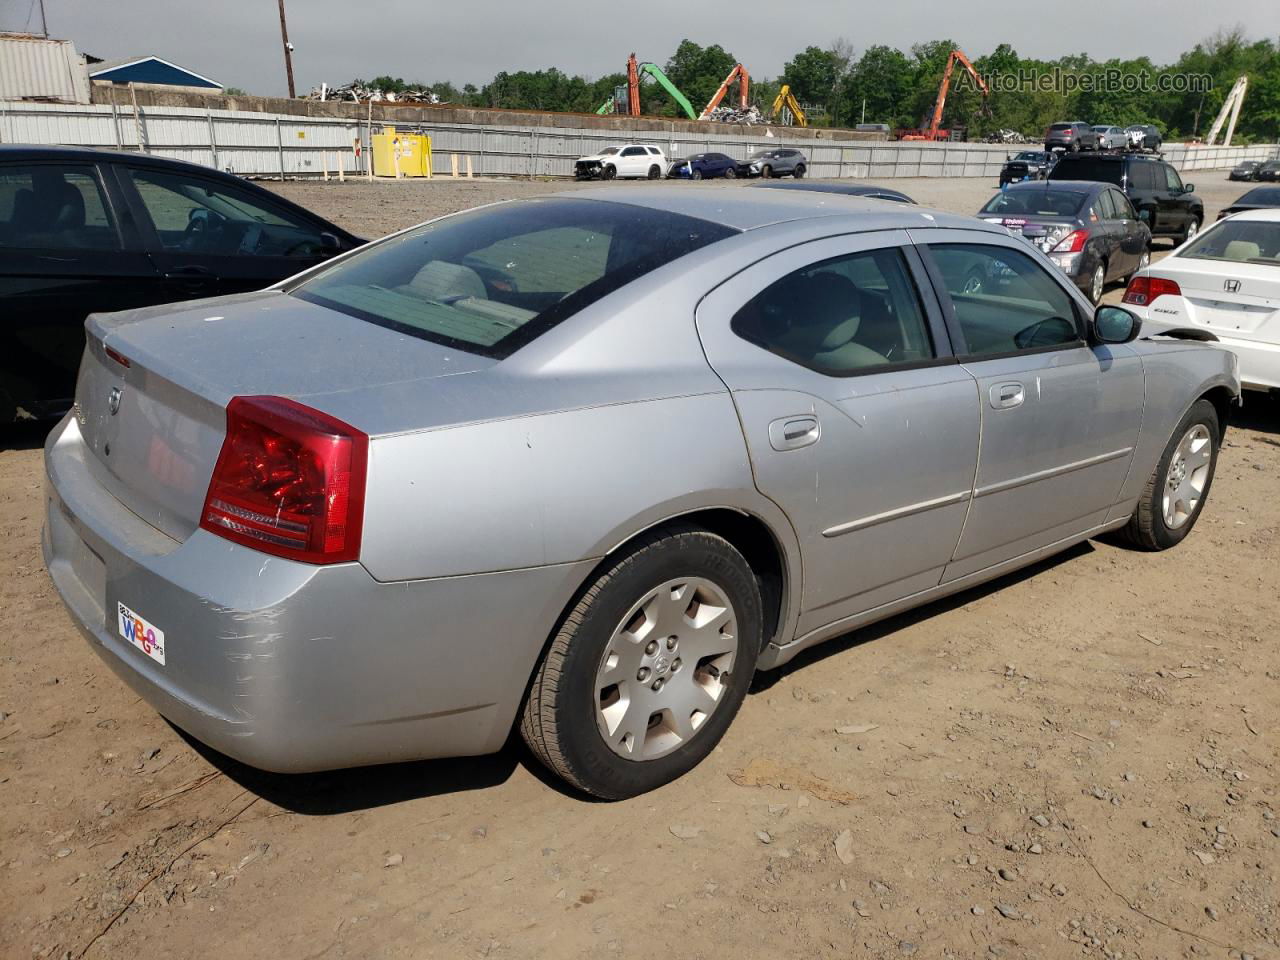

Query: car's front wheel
[723,167,736,179]
[601,165,616,180]
[1182,217,1201,244]
[1122,399,1220,550]
[691,169,703,181]
[760,164,773,178]
[520,525,762,799]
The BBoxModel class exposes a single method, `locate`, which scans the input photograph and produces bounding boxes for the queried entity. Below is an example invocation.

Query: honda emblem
[1224,279,1241,293]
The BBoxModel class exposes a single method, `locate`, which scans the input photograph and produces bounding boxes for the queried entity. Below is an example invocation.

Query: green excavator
[595,53,696,120]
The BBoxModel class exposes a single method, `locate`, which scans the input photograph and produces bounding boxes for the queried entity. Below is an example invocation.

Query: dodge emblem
[108,386,122,415]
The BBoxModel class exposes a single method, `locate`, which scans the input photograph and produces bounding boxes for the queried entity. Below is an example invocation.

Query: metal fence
[2,100,1276,180]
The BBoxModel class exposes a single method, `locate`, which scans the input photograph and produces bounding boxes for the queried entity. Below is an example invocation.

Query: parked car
[44,187,1238,799]
[1124,208,1279,396]
[1229,161,1262,182]
[753,180,915,203]
[1258,161,1280,183]
[999,151,1056,186]
[573,145,667,181]
[1125,124,1163,152]
[0,145,362,423]
[667,152,738,180]
[1217,186,1280,220]
[1044,122,1099,153]
[1049,152,1204,244]
[738,148,807,178]
[978,180,1151,302]
[1092,126,1127,151]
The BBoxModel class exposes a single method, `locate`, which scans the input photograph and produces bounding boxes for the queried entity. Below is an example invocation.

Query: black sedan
[752,181,916,203]
[1259,161,1280,183]
[666,152,738,180]
[0,145,362,422]
[999,151,1055,187]
[1229,161,1262,181]
[1217,186,1280,220]
[977,180,1151,303]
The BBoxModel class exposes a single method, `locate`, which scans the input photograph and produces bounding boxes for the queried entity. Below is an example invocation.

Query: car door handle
[989,382,1025,409]
[769,416,820,451]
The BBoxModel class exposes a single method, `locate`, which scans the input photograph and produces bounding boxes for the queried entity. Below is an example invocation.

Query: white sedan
[1123,208,1280,394]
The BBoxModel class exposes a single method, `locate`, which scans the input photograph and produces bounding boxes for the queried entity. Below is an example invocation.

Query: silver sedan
[44,188,1239,798]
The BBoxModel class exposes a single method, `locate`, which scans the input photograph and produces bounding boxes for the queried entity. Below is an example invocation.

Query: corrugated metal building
[0,33,91,104]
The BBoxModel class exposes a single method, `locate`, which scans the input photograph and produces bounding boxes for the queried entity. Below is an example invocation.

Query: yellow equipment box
[371,128,433,177]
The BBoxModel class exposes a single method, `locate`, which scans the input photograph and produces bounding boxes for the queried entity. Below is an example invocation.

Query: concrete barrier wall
[2,100,1276,181]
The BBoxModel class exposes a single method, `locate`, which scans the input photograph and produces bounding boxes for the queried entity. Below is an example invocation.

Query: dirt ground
[3,173,1278,960]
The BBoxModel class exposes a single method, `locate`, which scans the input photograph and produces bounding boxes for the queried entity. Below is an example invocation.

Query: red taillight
[200,396,367,564]
[105,345,131,368]
[1051,229,1089,253]
[1123,275,1181,306]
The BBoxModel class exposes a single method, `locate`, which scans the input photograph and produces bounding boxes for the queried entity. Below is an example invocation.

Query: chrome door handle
[989,382,1025,409]
[769,416,820,451]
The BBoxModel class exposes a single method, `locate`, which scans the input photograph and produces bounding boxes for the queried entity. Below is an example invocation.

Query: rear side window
[1050,158,1123,187]
[731,247,934,375]
[621,147,646,157]
[1108,190,1136,219]
[291,197,735,359]
[0,163,118,251]
[1128,162,1158,190]
[927,243,1081,357]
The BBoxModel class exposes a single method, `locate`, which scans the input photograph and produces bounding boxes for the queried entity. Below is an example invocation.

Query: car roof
[752,181,915,201]
[1222,207,1280,222]
[1003,179,1099,194]
[560,185,983,232]
[0,142,224,176]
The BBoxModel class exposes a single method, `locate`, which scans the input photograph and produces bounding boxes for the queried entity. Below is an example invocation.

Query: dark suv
[1049,152,1203,243]
[1044,122,1099,153]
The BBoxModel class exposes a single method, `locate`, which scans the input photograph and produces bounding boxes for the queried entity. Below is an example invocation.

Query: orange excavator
[899,48,989,141]
[699,63,750,119]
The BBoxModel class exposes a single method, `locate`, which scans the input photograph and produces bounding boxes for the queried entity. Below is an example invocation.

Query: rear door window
[124,167,331,257]
[0,163,120,251]
[1128,162,1157,190]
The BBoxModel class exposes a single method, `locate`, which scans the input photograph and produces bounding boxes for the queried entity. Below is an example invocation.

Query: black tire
[1121,399,1220,551]
[793,164,806,178]
[1182,216,1201,245]
[691,169,703,181]
[1069,140,1079,153]
[520,525,763,800]
[761,164,773,178]
[1086,261,1106,304]
[601,165,616,181]
[647,164,661,180]
[723,167,736,179]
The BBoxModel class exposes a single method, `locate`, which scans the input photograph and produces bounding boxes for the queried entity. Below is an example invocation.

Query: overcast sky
[4,0,1277,95]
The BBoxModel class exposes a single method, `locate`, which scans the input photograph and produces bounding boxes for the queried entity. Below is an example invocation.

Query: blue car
[667,152,738,180]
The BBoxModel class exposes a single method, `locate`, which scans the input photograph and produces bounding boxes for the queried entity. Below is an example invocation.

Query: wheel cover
[1162,424,1212,530]
[594,577,739,761]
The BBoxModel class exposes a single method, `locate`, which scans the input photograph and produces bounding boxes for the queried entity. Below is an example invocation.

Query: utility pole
[37,0,49,37]
[277,0,296,99]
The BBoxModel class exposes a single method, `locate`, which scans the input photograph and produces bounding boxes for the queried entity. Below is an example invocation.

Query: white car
[1123,208,1279,394]
[574,144,667,181]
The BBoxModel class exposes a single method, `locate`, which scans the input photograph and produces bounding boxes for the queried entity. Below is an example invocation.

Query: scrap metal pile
[306,82,447,104]
[704,104,765,125]
[984,128,1029,143]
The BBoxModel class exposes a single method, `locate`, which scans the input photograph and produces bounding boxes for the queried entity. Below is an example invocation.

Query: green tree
[660,40,738,117]
[782,46,842,120]
[842,45,913,128]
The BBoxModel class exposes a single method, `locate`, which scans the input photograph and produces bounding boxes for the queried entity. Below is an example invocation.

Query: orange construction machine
[699,64,750,119]
[899,49,989,141]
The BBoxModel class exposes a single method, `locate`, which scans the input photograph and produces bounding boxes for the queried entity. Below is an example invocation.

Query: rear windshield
[981,189,1087,217]
[1239,187,1280,204]
[289,197,735,358]
[1050,158,1124,186]
[1181,220,1280,265]
[1048,124,1073,131]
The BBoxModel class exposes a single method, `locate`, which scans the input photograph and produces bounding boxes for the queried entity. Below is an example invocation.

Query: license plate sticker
[118,602,166,665]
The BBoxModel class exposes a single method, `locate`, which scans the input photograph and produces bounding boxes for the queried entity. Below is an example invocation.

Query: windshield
[1014,152,1042,161]
[981,189,1087,217]
[1180,220,1280,265]
[1050,158,1124,186]
[1239,188,1280,204]
[598,147,619,156]
[290,198,735,359]
[749,151,778,159]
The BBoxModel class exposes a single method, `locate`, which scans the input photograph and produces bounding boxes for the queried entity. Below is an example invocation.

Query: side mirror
[1137,208,1151,222]
[1182,183,1195,194]
[1093,305,1142,345]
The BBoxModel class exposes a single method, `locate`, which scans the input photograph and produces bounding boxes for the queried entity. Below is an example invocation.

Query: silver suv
[741,148,808,178]
[1045,122,1100,153]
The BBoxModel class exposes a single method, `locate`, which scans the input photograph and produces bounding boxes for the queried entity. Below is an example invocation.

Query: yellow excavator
[768,85,807,128]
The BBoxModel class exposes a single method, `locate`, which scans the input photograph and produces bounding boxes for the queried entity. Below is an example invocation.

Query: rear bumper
[43,415,594,773]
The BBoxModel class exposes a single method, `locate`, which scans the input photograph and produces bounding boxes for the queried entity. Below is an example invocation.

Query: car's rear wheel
[647,165,661,180]
[1088,262,1106,304]
[760,164,773,178]
[1069,140,1079,153]
[1122,399,1220,550]
[793,164,806,178]
[520,525,762,799]
[601,165,616,180]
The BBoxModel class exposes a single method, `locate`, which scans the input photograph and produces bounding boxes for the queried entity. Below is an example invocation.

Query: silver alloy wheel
[595,577,738,761]
[1162,423,1212,529]
[1185,219,1199,242]
[1138,250,1151,271]
[1090,264,1105,303]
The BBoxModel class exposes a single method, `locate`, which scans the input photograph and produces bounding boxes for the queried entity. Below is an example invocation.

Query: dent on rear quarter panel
[359,392,758,582]
[1117,342,1239,507]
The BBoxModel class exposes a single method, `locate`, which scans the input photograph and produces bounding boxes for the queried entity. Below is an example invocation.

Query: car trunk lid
[77,290,495,541]
[1153,258,1280,342]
